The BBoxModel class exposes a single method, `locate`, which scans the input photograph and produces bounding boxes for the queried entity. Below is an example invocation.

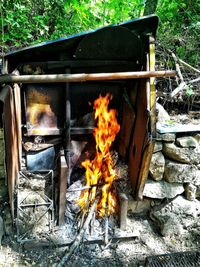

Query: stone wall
[143,132,200,201]
[141,131,200,237]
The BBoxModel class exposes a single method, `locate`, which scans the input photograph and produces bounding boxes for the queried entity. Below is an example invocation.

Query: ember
[78,94,120,217]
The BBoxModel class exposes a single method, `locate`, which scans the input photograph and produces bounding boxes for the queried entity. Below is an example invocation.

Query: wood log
[58,155,68,226]
[119,193,128,230]
[0,70,176,84]
[57,199,97,267]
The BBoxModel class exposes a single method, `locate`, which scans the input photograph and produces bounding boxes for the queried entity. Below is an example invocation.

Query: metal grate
[145,251,200,267]
[16,170,54,243]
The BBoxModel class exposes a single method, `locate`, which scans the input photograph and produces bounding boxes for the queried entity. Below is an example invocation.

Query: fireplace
[0,15,176,243]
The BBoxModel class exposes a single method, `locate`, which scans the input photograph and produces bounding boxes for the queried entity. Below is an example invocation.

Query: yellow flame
[78,94,120,217]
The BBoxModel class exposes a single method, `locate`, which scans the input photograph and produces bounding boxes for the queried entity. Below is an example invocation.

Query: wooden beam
[58,155,68,226]
[0,70,176,84]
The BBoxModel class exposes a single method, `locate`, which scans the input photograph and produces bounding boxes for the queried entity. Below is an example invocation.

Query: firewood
[57,199,98,267]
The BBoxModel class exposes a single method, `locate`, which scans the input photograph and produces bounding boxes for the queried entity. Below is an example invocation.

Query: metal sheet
[24,84,65,136]
[26,147,55,171]
[128,79,149,195]
[0,85,19,219]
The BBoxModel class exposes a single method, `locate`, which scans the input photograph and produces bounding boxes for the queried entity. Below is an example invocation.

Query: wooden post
[58,155,68,225]
[119,193,128,230]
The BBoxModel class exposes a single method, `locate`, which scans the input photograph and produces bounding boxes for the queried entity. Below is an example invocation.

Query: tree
[143,0,158,15]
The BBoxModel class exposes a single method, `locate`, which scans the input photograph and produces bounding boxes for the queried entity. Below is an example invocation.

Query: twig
[171,52,184,82]
[169,51,187,98]
[66,182,107,192]
[170,81,186,98]
[57,199,98,267]
[178,58,200,74]
[188,77,200,84]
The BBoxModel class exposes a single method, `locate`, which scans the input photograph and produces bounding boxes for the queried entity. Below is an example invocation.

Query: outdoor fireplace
[0,15,176,244]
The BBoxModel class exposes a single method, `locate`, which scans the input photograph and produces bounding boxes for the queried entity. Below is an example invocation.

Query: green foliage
[0,0,199,67]
[156,0,200,66]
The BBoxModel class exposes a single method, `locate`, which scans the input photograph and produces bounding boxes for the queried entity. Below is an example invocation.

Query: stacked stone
[143,133,200,200]
[142,131,200,237]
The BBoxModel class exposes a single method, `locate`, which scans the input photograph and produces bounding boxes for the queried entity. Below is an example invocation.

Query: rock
[149,152,165,181]
[176,136,198,148]
[143,179,184,199]
[128,197,151,214]
[194,134,200,144]
[153,141,163,153]
[66,180,83,214]
[0,216,4,244]
[196,185,200,199]
[164,160,199,184]
[161,133,176,142]
[150,196,200,237]
[156,103,170,122]
[163,142,200,164]
[185,183,197,201]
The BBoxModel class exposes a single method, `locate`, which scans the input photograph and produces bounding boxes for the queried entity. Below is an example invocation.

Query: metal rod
[64,68,71,186]
[0,70,177,84]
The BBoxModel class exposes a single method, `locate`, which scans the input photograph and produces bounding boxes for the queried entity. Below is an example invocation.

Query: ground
[0,213,199,267]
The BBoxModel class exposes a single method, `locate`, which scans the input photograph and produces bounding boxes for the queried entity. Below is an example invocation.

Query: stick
[66,182,108,192]
[178,58,200,74]
[0,70,176,84]
[57,199,97,267]
[188,77,200,84]
[170,81,186,98]
[171,52,184,83]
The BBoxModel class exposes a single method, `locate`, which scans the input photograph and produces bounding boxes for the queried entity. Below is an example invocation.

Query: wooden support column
[58,155,68,225]
[119,193,128,230]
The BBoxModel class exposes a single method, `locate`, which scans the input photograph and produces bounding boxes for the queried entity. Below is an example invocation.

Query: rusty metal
[118,95,136,158]
[16,170,54,243]
[0,70,177,84]
[129,79,149,194]
[23,231,139,249]
[0,85,20,219]
[24,84,65,136]
[145,251,200,267]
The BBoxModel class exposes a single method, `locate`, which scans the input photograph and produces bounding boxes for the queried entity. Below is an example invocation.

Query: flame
[78,94,120,217]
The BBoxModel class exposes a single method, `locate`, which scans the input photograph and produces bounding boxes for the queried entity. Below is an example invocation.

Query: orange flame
[78,94,120,217]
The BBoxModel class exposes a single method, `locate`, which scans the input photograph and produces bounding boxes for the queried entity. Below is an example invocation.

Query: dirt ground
[0,213,199,267]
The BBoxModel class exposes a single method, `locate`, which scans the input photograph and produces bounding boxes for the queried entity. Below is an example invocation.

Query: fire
[78,94,120,217]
